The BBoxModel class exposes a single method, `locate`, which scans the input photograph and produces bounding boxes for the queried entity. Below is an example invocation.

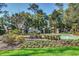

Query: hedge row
[17,39,79,48]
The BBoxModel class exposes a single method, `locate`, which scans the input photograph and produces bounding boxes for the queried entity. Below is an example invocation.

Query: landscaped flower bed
[1,33,79,50]
[16,39,79,49]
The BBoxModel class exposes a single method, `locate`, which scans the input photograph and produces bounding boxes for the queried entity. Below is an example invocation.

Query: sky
[1,3,68,16]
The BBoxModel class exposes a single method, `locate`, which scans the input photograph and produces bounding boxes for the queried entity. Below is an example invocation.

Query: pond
[60,35,79,40]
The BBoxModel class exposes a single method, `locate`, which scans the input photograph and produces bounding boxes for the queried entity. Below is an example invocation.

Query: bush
[10,29,21,34]
[15,35,25,43]
[17,40,63,48]
[0,26,5,35]
[73,32,79,36]
[29,34,60,40]
[42,35,60,40]
[3,33,25,45]
[3,33,15,45]
[0,29,5,35]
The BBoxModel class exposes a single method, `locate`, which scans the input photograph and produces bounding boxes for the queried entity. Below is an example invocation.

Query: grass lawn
[0,46,79,56]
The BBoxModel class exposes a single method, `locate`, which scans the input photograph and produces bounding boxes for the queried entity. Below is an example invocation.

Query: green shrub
[17,40,63,48]
[3,33,25,45]
[11,29,21,34]
[43,35,60,40]
[3,33,15,45]
[0,26,5,35]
